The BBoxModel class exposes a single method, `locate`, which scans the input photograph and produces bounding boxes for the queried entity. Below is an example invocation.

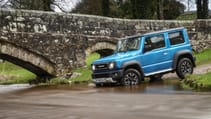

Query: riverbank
[182,73,211,91]
[163,63,211,91]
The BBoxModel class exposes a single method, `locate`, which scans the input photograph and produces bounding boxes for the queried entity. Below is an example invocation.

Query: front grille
[93,73,110,78]
[95,63,109,70]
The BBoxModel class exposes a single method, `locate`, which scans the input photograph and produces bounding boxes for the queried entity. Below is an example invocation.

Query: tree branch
[52,0,79,13]
[0,0,10,8]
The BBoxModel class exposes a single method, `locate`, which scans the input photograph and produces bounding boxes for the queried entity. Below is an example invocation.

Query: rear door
[168,30,188,59]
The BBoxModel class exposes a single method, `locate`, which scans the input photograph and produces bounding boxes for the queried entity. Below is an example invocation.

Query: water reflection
[96,79,193,94]
[0,79,202,95]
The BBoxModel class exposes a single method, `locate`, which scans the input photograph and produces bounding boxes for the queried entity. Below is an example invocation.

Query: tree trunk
[157,0,164,20]
[102,0,109,16]
[197,0,209,19]
[43,0,52,11]
[202,0,209,19]
[131,0,137,18]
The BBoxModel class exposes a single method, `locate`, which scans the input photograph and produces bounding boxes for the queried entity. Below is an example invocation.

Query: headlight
[109,62,115,69]
[92,65,96,71]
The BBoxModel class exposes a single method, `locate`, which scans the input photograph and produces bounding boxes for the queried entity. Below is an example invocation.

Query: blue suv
[91,27,196,86]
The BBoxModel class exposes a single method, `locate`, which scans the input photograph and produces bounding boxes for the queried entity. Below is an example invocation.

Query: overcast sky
[53,0,80,12]
[179,0,211,11]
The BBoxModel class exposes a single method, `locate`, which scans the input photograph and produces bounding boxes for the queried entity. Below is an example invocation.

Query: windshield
[115,37,140,53]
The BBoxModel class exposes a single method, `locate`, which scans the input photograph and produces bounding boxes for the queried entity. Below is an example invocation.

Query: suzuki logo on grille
[98,65,105,68]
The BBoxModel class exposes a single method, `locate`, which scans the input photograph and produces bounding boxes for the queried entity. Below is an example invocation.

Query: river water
[1,79,211,119]
[0,78,203,95]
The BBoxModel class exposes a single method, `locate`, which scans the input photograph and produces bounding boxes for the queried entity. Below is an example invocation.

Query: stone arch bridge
[0,9,211,77]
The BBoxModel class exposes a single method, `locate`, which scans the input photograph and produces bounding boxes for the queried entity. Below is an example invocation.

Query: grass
[46,78,70,85]
[176,12,197,20]
[71,53,100,82]
[195,49,211,65]
[86,53,100,69]
[0,62,36,84]
[193,73,211,87]
[182,73,211,90]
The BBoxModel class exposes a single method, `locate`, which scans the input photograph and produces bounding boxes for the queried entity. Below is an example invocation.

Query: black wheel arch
[121,60,144,76]
[173,50,196,70]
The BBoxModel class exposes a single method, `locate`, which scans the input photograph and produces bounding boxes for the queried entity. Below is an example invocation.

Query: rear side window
[144,35,165,52]
[168,32,185,45]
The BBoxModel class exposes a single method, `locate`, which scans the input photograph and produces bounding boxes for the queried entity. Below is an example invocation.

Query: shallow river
[0,79,211,119]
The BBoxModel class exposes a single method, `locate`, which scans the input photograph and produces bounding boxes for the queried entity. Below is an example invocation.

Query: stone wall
[0,8,211,76]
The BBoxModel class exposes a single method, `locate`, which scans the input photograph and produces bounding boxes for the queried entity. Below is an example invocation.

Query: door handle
[163,52,168,55]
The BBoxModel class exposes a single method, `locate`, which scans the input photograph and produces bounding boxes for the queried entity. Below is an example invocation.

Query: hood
[92,50,140,64]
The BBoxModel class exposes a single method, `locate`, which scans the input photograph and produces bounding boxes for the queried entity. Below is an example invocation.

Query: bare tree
[0,0,53,11]
[177,0,195,11]
[0,0,10,8]
[102,0,109,16]
[51,0,80,13]
[187,0,195,11]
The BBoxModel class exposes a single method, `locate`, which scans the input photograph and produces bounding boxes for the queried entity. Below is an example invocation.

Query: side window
[144,35,165,52]
[168,31,185,45]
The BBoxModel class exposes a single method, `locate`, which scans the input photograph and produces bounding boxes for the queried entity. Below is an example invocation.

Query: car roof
[121,27,185,40]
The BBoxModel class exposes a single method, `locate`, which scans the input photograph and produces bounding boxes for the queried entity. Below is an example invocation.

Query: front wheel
[176,58,194,79]
[121,69,142,86]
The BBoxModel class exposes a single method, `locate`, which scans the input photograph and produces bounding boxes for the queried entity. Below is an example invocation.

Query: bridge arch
[85,42,116,57]
[0,41,55,77]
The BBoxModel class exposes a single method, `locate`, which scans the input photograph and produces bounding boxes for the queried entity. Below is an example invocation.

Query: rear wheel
[176,58,193,79]
[121,69,142,86]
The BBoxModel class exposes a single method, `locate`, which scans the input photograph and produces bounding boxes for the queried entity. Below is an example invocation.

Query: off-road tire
[121,68,142,86]
[176,58,194,79]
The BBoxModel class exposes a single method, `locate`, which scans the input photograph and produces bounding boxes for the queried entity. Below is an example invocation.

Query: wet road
[0,80,211,119]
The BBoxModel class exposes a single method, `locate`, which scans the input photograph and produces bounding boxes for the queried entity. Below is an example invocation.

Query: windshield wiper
[128,48,138,51]
[117,50,127,53]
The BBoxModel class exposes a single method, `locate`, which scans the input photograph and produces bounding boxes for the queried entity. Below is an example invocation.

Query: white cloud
[53,0,80,13]
[178,0,211,11]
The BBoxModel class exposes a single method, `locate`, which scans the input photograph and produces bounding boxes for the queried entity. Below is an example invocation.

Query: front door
[141,34,171,75]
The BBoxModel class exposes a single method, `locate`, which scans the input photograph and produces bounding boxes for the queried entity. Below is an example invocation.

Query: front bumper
[92,69,123,84]
[92,77,117,83]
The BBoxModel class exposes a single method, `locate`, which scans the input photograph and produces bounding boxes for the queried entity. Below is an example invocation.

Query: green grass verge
[0,62,36,84]
[176,12,197,20]
[182,73,211,90]
[193,73,211,87]
[195,49,211,65]
[71,53,100,82]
